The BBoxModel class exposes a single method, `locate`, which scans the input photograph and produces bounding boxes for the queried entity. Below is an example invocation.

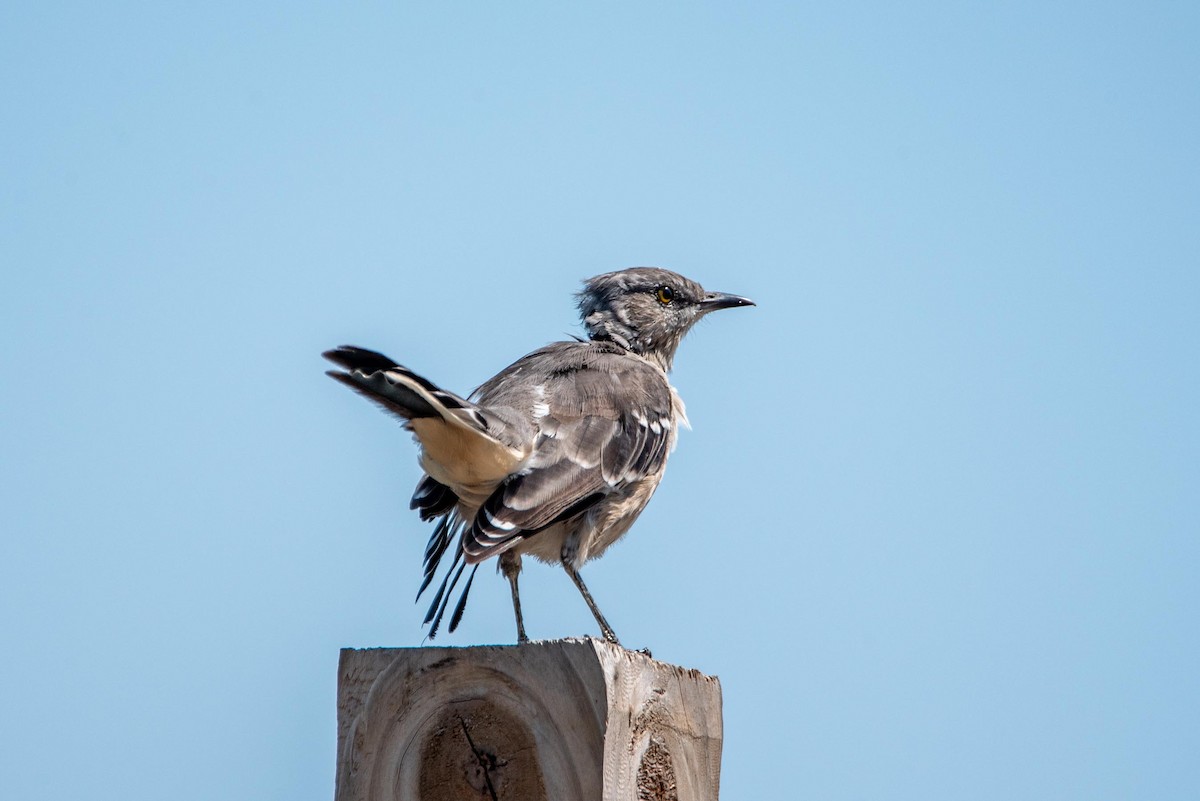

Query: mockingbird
[324,267,753,644]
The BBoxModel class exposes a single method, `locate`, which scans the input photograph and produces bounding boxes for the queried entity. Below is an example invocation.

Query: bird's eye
[656,286,675,305]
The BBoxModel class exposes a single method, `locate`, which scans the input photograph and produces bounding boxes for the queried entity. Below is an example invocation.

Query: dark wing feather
[411,476,458,521]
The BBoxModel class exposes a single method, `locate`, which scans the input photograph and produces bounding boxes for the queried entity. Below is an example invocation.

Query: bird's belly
[512,478,660,567]
[513,524,570,565]
[584,478,660,561]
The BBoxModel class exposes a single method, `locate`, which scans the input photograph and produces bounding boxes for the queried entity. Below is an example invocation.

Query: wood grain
[335,638,723,801]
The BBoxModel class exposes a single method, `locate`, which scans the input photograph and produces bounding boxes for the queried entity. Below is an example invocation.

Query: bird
[323,267,754,644]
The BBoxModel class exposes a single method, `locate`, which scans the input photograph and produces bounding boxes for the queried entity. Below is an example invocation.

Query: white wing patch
[531,384,550,419]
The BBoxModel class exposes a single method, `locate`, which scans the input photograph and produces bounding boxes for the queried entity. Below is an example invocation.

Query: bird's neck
[584,315,678,372]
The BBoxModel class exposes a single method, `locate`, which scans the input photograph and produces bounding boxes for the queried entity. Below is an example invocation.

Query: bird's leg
[563,564,620,645]
[500,551,528,644]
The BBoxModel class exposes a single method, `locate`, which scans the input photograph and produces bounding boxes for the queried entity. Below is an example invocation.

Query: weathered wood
[335,638,723,801]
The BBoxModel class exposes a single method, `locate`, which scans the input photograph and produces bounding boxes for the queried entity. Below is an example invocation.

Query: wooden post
[335,638,723,801]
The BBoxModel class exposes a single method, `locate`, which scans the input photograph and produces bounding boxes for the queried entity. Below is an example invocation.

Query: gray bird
[324,267,754,644]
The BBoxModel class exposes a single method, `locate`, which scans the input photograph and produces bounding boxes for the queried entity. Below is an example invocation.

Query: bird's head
[576,267,755,371]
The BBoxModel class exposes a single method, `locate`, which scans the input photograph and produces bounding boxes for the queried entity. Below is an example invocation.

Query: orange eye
[656,286,675,304]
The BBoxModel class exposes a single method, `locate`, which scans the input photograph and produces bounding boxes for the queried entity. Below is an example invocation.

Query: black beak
[699,291,756,312]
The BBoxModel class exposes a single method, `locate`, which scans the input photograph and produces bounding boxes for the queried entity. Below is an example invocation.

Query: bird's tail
[324,345,507,639]
[323,345,486,428]
[323,344,526,507]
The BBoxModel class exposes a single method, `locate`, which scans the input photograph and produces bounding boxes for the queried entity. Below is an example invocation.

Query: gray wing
[462,342,676,560]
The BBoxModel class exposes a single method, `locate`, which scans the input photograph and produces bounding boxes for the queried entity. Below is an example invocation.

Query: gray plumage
[324,266,754,644]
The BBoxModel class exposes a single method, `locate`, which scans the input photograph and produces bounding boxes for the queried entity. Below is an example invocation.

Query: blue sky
[2,3,1197,799]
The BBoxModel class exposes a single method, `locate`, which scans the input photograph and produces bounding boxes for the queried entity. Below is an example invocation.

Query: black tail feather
[422,548,460,626]
[325,369,438,420]
[426,558,466,640]
[411,477,458,521]
[322,346,398,374]
[448,565,479,633]
[418,516,455,599]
